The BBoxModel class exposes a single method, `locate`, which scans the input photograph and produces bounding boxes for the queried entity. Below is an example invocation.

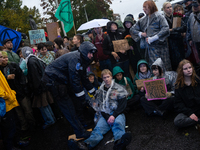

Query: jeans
[39,105,56,125]
[99,59,112,71]
[84,114,126,148]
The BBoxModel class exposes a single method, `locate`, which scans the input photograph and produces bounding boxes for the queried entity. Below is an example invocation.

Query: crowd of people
[1,0,200,149]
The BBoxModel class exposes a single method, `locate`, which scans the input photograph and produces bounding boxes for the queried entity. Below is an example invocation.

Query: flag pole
[73,21,76,35]
[55,0,67,36]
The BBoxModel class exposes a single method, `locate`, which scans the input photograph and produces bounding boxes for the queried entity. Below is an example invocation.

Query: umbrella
[77,19,110,31]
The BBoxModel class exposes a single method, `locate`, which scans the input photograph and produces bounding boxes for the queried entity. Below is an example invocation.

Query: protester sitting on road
[140,58,177,116]
[133,59,154,97]
[113,66,139,112]
[174,59,200,128]
[68,69,132,150]
[71,34,84,51]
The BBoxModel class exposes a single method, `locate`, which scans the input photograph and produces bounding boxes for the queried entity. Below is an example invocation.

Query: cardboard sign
[144,78,167,101]
[46,22,59,42]
[112,39,130,52]
[135,77,153,90]
[172,17,181,28]
[28,29,46,45]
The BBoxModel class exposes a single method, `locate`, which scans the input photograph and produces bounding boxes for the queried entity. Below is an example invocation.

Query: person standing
[130,0,171,71]
[103,21,130,77]
[42,41,97,139]
[163,2,186,71]
[187,0,200,61]
[92,27,112,71]
[2,39,20,64]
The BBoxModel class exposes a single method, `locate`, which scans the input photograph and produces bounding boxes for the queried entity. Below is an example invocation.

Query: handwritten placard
[144,78,167,101]
[28,29,46,45]
[112,39,130,52]
[46,22,59,42]
[135,77,153,90]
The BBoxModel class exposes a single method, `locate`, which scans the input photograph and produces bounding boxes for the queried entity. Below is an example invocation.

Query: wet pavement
[8,107,200,150]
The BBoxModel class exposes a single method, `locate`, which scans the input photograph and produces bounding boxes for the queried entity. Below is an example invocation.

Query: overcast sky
[22,0,181,23]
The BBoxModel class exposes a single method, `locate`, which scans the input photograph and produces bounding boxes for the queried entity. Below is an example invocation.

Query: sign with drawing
[144,78,167,101]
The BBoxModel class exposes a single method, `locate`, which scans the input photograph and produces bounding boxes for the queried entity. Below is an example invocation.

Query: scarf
[139,70,151,79]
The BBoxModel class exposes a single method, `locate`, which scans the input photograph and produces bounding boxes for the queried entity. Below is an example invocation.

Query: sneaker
[113,132,132,150]
[68,139,88,150]
[17,140,29,147]
[76,131,91,139]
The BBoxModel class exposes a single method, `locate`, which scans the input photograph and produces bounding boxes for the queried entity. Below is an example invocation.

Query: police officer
[42,41,97,139]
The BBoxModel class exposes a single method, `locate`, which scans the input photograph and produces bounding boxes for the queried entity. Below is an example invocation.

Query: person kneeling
[68,69,132,150]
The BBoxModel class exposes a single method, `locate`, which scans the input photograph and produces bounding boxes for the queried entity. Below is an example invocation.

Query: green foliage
[0,0,42,35]
[41,0,113,38]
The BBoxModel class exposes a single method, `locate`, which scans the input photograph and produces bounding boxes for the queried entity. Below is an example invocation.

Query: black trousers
[47,83,86,136]
[140,96,174,115]
[0,109,16,150]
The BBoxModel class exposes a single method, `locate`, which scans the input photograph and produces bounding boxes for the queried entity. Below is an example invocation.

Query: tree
[40,0,113,37]
[0,0,42,35]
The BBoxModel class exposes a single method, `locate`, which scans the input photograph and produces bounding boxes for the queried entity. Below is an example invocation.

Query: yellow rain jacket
[0,71,19,112]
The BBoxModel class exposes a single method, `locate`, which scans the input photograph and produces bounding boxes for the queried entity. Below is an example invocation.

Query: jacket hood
[112,66,124,77]
[123,16,134,27]
[135,59,150,77]
[107,21,118,34]
[79,41,97,64]
[21,46,33,59]
[152,58,166,74]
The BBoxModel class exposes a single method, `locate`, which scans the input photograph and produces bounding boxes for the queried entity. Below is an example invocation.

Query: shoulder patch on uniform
[76,63,83,70]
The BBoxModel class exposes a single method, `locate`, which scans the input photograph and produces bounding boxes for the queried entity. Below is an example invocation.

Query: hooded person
[103,21,130,78]
[140,58,177,117]
[123,15,141,73]
[113,66,140,111]
[42,41,97,139]
[133,59,154,97]
[21,46,56,129]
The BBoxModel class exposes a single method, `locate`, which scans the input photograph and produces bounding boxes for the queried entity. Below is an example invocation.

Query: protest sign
[28,29,46,45]
[112,39,130,52]
[135,77,153,90]
[46,22,59,42]
[144,78,167,101]
[0,25,21,52]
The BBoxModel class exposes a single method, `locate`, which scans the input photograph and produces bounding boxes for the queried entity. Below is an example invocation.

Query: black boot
[113,132,132,150]
[68,139,88,150]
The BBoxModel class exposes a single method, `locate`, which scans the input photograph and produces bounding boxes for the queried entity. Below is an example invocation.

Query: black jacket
[44,41,97,99]
[174,78,200,116]
[0,62,26,100]
[27,55,47,95]
[103,21,129,64]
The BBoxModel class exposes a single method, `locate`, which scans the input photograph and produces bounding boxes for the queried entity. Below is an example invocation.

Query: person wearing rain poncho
[21,46,56,129]
[68,69,132,150]
[140,58,177,116]
[130,0,172,71]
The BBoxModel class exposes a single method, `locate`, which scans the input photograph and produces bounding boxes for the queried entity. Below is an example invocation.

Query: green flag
[55,0,74,33]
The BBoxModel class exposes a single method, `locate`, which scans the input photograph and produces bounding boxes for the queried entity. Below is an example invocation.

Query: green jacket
[133,59,153,93]
[113,66,135,100]
[6,50,20,64]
